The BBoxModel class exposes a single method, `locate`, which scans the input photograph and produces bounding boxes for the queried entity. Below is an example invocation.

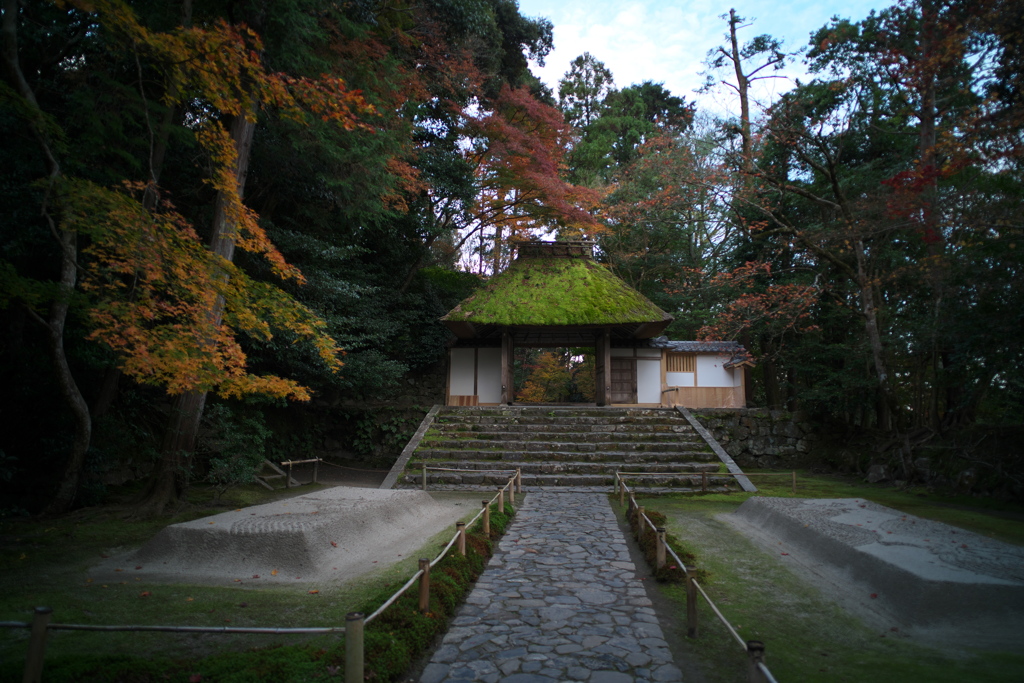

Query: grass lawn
[0,483,484,680]
[629,471,1024,683]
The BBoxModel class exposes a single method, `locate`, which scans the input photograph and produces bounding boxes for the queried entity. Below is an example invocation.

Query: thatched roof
[442,242,672,341]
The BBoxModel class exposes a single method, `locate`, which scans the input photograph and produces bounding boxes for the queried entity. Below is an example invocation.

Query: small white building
[442,241,752,409]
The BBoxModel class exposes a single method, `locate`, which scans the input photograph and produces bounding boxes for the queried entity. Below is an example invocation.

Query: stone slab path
[420,490,684,683]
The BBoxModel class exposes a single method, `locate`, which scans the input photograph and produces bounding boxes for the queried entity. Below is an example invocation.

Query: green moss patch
[442,257,670,326]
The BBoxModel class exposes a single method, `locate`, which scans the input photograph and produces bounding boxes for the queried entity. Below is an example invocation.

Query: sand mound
[726,497,1024,648]
[94,488,470,585]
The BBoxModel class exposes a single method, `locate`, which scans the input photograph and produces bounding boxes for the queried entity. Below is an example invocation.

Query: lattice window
[666,353,696,373]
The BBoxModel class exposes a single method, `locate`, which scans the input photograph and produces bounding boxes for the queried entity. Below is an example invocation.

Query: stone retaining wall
[692,408,821,469]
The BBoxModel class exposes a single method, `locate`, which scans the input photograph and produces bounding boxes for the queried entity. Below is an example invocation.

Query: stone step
[414,460,720,475]
[413,448,718,463]
[437,407,678,419]
[430,426,701,440]
[420,438,708,454]
[434,414,690,426]
[400,471,738,488]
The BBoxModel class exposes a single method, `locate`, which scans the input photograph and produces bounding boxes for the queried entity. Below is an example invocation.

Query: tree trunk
[137,112,257,516]
[854,239,893,432]
[41,228,93,516]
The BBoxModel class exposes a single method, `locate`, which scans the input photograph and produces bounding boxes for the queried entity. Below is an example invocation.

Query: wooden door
[610,357,636,404]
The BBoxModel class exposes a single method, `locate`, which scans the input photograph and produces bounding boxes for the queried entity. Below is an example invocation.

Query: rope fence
[5,471,521,683]
[615,471,781,683]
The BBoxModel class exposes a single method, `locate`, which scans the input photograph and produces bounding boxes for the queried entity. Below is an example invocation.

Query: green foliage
[198,404,272,501]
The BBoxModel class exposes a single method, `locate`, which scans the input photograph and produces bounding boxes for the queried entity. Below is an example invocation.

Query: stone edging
[380,404,441,489]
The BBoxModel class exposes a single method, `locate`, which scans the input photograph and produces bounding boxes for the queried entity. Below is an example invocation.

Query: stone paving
[419,490,684,683]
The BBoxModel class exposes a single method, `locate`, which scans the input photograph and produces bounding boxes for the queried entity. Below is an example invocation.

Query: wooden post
[345,612,364,683]
[619,478,625,507]
[456,522,466,556]
[313,458,319,485]
[22,606,52,683]
[701,471,708,493]
[422,464,427,491]
[746,640,767,683]
[516,468,522,494]
[613,472,619,495]
[656,527,666,570]
[685,566,698,638]
[498,488,504,513]
[508,479,515,506]
[286,462,293,489]
[418,559,430,613]
[792,470,797,495]
[501,328,513,405]
[482,500,490,536]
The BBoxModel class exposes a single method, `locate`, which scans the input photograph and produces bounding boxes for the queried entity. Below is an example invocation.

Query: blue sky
[516,0,888,114]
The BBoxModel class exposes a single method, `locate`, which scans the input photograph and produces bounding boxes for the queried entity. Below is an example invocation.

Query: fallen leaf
[135,566,143,570]
[186,597,194,602]
[139,591,151,598]
[239,602,248,608]
[86,578,93,583]
[870,593,878,599]
[308,590,319,594]
[781,553,789,556]
[271,570,278,576]
[208,522,214,525]
[252,575,260,579]
[189,675,203,683]
[330,541,338,547]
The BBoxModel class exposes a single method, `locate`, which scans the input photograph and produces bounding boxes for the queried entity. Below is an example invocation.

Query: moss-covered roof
[442,256,671,327]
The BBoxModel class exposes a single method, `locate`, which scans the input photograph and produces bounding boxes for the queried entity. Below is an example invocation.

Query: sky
[516,0,888,115]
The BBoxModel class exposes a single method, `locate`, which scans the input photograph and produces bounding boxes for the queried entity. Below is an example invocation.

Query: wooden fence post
[456,522,466,556]
[746,640,767,683]
[516,468,522,494]
[286,462,293,489]
[701,471,707,493]
[482,500,490,536]
[508,479,515,506]
[685,566,698,638]
[345,612,364,683]
[619,478,625,507]
[418,559,430,613]
[22,606,52,683]
[656,527,666,570]
[422,464,427,491]
[613,472,619,495]
[313,458,319,485]
[498,488,504,513]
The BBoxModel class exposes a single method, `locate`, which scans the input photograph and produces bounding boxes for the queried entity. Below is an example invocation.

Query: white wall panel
[666,372,695,387]
[696,355,733,387]
[449,348,476,395]
[477,348,502,403]
[636,348,661,358]
[637,359,662,403]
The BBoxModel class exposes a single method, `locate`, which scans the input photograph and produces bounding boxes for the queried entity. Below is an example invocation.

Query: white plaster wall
[666,372,695,387]
[477,348,502,403]
[636,348,660,358]
[637,359,662,403]
[449,348,476,395]
[696,355,734,388]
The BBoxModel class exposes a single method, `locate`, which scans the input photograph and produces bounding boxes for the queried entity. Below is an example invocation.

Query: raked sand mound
[726,497,1024,648]
[93,488,471,586]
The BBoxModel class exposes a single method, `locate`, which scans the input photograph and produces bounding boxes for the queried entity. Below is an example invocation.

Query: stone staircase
[396,406,740,492]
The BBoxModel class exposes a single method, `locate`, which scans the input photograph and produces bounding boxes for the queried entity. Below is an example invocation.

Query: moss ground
[0,483,508,682]
[626,471,1024,683]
